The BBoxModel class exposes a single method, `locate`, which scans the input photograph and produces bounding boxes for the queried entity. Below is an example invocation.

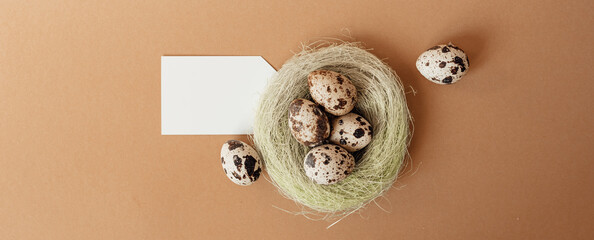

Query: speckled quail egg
[307,70,357,116]
[303,144,355,185]
[288,98,330,147]
[220,140,262,186]
[416,43,470,84]
[329,113,373,152]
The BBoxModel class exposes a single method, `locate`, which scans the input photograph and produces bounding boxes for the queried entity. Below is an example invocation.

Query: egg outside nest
[220,140,263,186]
[416,43,470,85]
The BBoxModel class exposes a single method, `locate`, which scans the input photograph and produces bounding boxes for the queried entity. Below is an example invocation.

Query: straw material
[253,42,411,217]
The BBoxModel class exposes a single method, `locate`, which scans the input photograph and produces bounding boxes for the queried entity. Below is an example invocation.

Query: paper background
[161,56,275,135]
[0,1,593,239]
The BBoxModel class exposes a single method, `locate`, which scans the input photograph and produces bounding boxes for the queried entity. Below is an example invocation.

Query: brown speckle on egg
[233,155,242,171]
[453,56,467,72]
[227,140,244,151]
[334,98,347,110]
[232,172,241,180]
[243,155,257,180]
[353,128,365,138]
[451,67,458,74]
[288,99,303,116]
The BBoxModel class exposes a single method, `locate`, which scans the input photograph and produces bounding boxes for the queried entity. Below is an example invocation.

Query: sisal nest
[253,41,411,219]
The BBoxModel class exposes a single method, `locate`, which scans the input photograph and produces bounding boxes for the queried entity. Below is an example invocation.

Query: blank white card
[161,56,276,135]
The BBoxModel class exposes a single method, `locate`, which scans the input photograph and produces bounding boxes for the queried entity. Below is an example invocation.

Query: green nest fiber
[253,42,411,216]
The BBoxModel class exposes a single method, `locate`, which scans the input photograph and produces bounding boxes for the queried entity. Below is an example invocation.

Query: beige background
[1,0,593,239]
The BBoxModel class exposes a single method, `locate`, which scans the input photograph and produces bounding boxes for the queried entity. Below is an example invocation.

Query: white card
[161,56,276,135]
